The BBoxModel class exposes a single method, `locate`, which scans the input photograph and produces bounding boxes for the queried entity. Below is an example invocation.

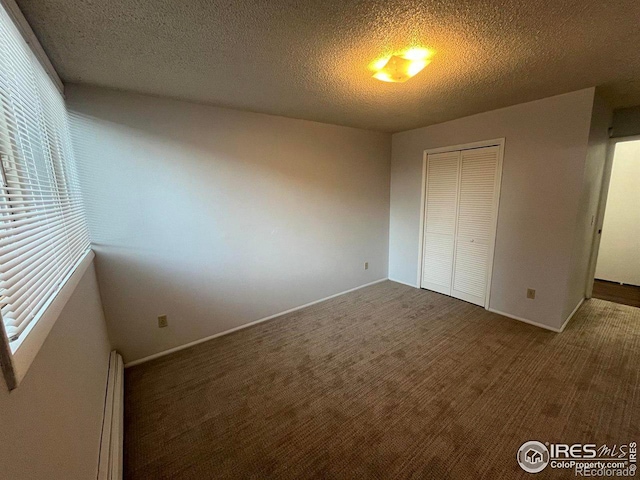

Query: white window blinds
[0,5,90,345]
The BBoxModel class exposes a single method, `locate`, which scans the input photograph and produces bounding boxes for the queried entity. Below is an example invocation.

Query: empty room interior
[0,0,639,479]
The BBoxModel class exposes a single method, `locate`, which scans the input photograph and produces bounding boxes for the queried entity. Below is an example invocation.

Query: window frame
[0,0,92,390]
[0,250,94,389]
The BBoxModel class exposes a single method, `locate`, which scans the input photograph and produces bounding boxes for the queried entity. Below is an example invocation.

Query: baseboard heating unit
[98,350,124,480]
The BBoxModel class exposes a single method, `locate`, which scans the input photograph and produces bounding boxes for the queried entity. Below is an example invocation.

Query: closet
[420,144,502,307]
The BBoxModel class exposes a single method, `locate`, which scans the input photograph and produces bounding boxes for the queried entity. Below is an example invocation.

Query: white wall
[564,93,612,318]
[0,262,111,480]
[595,140,640,285]
[389,89,595,330]
[66,85,391,363]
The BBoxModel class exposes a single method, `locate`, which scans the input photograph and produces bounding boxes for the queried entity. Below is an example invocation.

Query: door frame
[585,134,640,298]
[417,138,506,309]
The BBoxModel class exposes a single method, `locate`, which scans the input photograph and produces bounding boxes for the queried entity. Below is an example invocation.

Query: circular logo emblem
[517,441,550,473]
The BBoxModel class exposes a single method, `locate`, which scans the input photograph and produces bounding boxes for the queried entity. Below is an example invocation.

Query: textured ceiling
[15,0,640,132]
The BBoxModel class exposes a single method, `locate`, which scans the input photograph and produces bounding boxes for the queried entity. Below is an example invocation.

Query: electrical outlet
[527,289,536,300]
[158,315,168,328]
[364,262,369,270]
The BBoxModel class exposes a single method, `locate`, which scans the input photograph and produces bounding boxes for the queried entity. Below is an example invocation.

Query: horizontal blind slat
[3,236,89,324]
[2,239,90,327]
[0,212,86,256]
[0,218,89,278]
[0,204,85,240]
[0,198,82,214]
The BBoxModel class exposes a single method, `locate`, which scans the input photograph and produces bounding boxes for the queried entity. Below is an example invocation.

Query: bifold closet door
[450,146,500,306]
[421,151,460,295]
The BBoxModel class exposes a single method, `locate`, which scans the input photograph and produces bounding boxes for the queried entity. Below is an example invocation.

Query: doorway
[590,137,640,308]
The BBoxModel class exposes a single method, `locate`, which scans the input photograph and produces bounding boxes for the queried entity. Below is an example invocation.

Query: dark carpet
[124,281,640,479]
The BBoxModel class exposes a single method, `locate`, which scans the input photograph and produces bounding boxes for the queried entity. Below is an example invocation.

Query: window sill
[0,249,95,390]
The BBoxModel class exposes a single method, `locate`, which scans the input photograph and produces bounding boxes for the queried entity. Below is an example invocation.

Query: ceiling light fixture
[371,48,432,83]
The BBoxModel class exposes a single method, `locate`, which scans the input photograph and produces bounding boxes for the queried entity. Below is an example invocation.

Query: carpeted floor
[124,281,640,479]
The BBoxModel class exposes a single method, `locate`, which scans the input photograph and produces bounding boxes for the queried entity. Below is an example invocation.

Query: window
[0,3,90,388]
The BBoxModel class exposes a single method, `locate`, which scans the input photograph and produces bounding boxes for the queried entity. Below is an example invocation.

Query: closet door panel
[421,151,460,295]
[422,233,455,294]
[451,241,490,304]
[451,146,500,306]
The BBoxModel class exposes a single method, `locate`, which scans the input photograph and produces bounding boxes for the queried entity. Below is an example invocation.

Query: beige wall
[389,89,595,330]
[0,262,111,480]
[564,93,612,319]
[66,85,392,363]
[595,140,640,285]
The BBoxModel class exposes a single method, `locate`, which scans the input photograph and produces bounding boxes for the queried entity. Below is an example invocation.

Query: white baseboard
[388,278,419,288]
[488,298,585,333]
[124,278,388,368]
[98,351,124,480]
[559,298,585,332]
[487,308,563,333]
